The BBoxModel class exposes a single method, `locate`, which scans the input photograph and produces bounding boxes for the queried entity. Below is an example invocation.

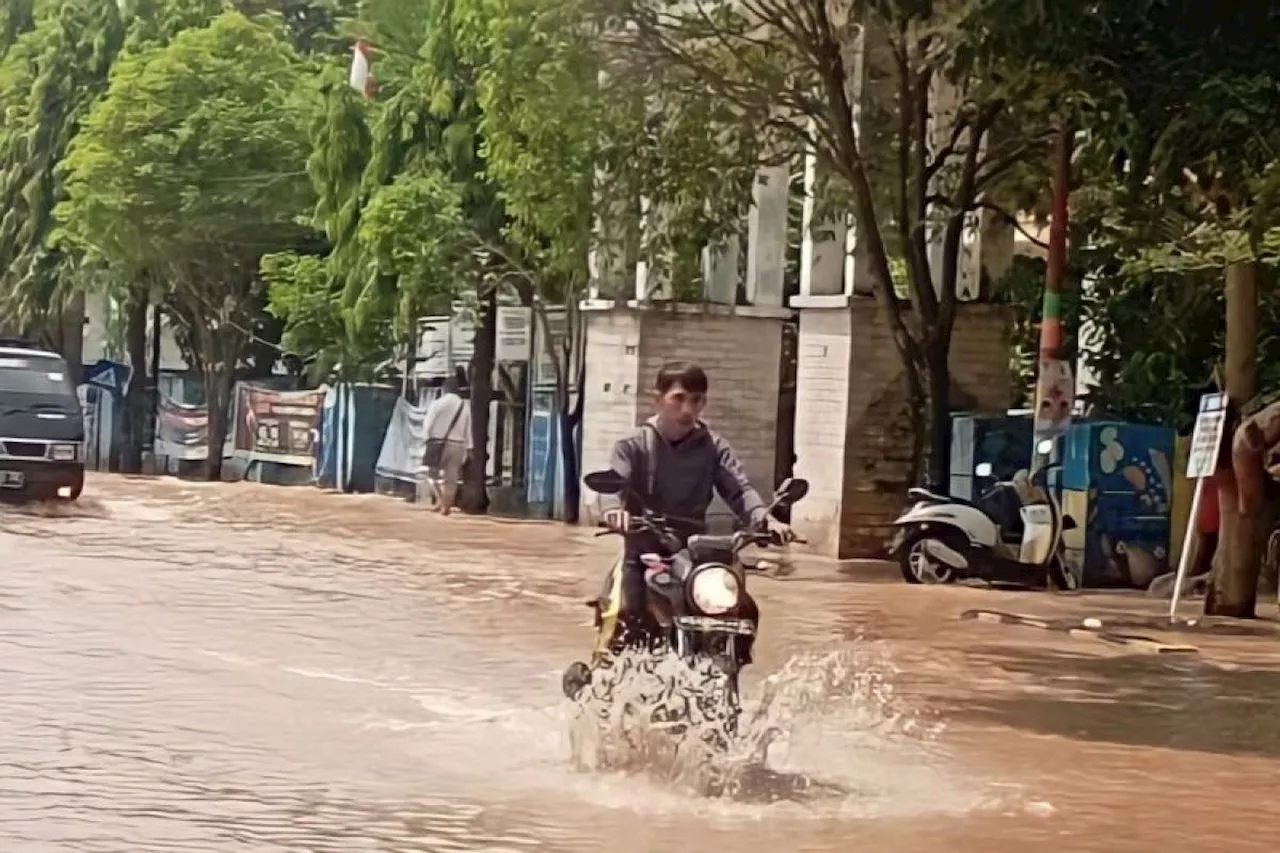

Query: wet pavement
[1,474,1278,851]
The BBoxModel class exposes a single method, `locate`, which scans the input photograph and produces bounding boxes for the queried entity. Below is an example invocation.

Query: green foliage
[0,0,128,330]
[282,0,495,374]
[56,11,315,272]
[455,0,760,299]
[351,169,464,327]
[262,249,396,379]
[55,9,317,380]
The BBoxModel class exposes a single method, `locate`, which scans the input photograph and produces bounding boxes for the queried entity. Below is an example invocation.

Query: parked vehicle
[888,439,1078,590]
[0,342,85,502]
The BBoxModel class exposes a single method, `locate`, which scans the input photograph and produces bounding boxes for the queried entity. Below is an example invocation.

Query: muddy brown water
[1,474,1278,852]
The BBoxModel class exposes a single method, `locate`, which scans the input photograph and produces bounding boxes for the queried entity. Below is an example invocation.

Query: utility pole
[1030,123,1074,472]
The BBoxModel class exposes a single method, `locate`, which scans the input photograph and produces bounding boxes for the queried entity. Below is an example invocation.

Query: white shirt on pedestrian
[423,391,472,448]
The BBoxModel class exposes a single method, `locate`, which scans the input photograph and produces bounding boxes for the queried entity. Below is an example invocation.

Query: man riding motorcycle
[598,361,792,657]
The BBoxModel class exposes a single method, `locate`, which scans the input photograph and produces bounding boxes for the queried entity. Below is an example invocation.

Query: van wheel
[898,530,960,585]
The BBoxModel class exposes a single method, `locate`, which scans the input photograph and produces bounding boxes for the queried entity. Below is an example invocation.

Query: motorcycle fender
[921,537,970,569]
[592,558,625,659]
[893,504,999,548]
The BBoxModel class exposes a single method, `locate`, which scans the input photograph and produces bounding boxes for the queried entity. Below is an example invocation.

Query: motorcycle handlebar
[595,520,804,548]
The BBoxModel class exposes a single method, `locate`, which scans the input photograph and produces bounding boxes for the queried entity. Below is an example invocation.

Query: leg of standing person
[439,440,466,516]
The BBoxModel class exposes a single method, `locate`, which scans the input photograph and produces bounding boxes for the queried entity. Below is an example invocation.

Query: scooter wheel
[897,530,960,585]
[1046,556,1079,592]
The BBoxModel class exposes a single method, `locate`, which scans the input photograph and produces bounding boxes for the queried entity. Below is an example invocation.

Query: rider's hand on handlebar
[761,513,796,546]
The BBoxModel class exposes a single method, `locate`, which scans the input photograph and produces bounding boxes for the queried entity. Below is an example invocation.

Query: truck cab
[0,343,85,501]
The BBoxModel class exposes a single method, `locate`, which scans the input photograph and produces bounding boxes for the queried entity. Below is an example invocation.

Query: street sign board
[1186,392,1229,479]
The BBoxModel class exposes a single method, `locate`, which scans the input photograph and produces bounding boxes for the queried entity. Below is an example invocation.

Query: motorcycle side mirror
[1036,439,1055,455]
[1062,514,1078,531]
[975,462,993,477]
[583,469,626,495]
[774,477,809,505]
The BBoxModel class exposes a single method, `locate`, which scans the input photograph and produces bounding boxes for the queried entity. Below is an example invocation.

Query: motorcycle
[561,471,809,738]
[887,439,1079,590]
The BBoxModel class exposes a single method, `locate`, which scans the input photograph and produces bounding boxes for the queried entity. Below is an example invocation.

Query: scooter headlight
[689,565,740,615]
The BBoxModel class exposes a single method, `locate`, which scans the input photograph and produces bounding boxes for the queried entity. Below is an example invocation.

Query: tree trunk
[150,302,162,444]
[120,292,148,473]
[560,355,585,524]
[923,344,952,491]
[60,291,85,386]
[1205,259,1260,617]
[203,363,232,482]
[461,292,496,514]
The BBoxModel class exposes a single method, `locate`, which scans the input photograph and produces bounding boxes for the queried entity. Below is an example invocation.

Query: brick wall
[577,305,785,528]
[792,298,1013,557]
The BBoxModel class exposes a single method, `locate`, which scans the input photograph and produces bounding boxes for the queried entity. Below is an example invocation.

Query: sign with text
[1186,392,1229,479]
[495,306,533,362]
[232,384,326,467]
[413,304,475,378]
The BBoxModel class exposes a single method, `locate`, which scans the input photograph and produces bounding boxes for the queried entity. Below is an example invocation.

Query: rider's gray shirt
[608,416,768,538]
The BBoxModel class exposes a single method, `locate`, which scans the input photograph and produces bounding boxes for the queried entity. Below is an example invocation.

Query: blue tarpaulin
[315,383,399,493]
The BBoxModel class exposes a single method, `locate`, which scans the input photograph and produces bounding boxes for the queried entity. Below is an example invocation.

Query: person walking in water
[422,375,471,515]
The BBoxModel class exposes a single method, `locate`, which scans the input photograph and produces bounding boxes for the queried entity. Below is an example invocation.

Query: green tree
[0,0,128,372]
[274,0,507,508]
[602,0,1057,490]
[447,0,764,516]
[975,0,1280,615]
[54,11,318,479]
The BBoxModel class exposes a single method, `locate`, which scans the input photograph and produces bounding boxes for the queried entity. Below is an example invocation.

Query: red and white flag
[348,39,374,99]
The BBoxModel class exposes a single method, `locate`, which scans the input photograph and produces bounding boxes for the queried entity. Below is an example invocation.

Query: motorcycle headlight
[689,565,740,615]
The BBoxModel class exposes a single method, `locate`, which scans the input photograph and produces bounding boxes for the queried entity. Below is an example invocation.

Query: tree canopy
[54,9,318,477]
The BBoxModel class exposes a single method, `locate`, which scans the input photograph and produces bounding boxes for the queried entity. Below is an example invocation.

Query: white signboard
[413,307,475,378]
[449,301,475,368]
[495,306,533,362]
[1186,392,1228,479]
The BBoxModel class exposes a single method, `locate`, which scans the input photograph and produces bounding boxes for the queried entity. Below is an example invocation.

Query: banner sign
[156,394,209,460]
[232,383,326,467]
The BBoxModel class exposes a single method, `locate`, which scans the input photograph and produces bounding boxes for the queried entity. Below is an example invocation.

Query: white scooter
[887,439,1079,590]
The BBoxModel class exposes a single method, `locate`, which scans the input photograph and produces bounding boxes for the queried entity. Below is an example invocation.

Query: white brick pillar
[745,164,788,308]
[787,21,883,555]
[702,233,740,305]
[788,306,856,555]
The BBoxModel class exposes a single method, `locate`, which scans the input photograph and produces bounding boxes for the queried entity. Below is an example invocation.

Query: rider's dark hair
[654,361,709,395]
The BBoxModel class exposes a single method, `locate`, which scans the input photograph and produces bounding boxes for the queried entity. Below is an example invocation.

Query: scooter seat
[908,487,952,503]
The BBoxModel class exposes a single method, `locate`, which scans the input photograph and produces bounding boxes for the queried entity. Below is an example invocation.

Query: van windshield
[0,355,75,397]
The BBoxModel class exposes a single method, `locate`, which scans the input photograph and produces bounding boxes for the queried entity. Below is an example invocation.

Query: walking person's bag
[423,397,464,469]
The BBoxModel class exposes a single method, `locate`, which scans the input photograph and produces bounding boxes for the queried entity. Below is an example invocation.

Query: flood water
[1,474,1278,852]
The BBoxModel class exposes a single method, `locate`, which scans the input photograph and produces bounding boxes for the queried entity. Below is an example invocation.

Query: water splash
[0,494,109,520]
[566,642,953,808]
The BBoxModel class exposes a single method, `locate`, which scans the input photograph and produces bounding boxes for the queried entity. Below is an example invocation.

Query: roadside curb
[750,555,901,584]
[960,608,1200,654]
